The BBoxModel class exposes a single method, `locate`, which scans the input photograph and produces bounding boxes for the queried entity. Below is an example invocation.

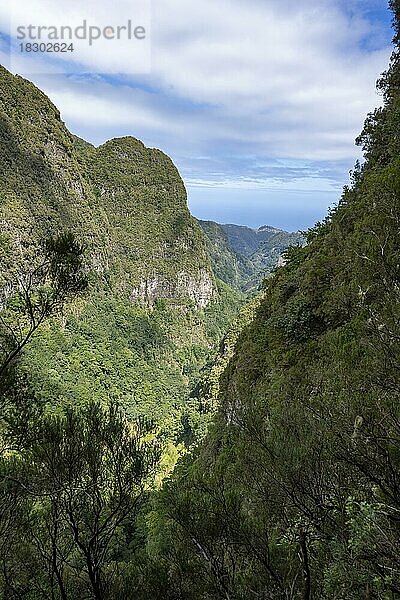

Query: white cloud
[0,0,393,202]
[150,0,389,161]
[186,175,339,193]
[1,0,151,74]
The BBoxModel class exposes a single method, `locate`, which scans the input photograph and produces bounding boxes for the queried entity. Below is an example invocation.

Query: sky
[0,0,394,231]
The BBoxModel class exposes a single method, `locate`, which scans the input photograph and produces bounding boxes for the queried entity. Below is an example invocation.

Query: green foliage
[0,64,245,452]
[0,232,87,377]
[141,5,400,598]
[0,395,161,600]
[199,219,304,291]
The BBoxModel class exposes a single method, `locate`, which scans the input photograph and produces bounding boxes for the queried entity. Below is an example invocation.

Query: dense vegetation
[199,220,304,291]
[2,2,400,598]
[0,64,247,452]
[0,65,250,597]
[139,3,400,597]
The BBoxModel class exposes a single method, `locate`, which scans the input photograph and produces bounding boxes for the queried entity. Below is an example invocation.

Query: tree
[0,402,161,600]
[0,232,87,378]
[0,231,88,598]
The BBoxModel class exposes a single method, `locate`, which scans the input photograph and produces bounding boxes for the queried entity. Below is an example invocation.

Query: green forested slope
[199,220,304,291]
[0,66,248,600]
[2,2,400,597]
[139,3,400,598]
[197,220,255,291]
[0,66,242,446]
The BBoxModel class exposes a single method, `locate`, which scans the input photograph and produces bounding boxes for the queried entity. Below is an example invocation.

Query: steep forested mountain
[0,65,243,448]
[221,223,291,256]
[198,220,304,290]
[0,65,214,301]
[196,220,255,290]
[2,1,400,598]
[138,3,400,598]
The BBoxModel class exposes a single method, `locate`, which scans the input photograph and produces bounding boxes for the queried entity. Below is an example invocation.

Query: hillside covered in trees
[141,2,400,598]
[198,220,304,291]
[0,63,251,455]
[1,1,400,598]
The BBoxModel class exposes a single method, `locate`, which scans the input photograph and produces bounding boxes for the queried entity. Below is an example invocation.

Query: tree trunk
[299,528,311,600]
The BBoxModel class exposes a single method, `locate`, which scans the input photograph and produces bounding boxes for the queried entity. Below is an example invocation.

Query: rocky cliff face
[0,66,214,308]
[130,270,214,308]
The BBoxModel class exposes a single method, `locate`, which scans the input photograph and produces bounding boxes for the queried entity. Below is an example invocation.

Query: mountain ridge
[0,65,243,446]
[198,218,304,290]
[2,1,400,594]
[0,65,216,309]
